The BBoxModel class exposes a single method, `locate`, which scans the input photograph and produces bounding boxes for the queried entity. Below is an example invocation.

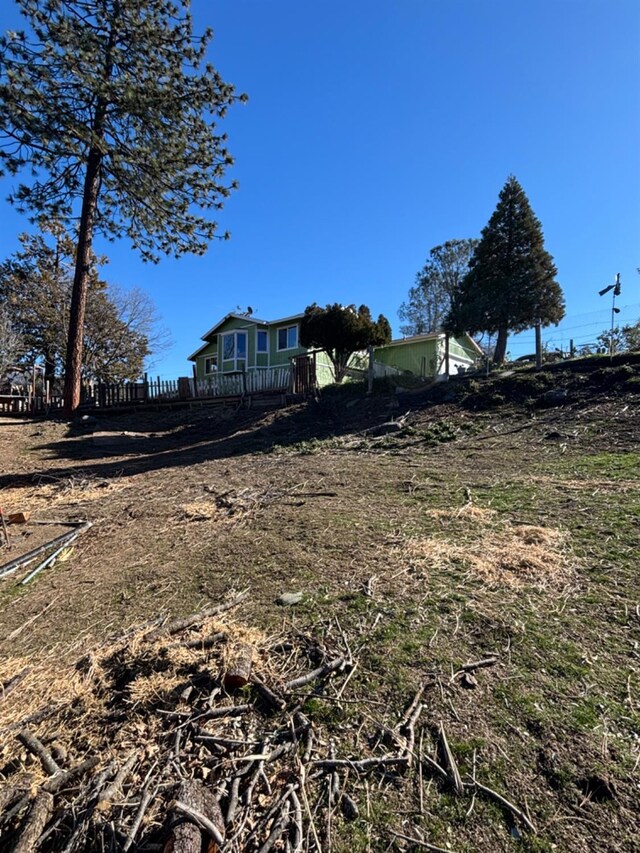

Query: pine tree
[446,176,564,363]
[0,0,245,413]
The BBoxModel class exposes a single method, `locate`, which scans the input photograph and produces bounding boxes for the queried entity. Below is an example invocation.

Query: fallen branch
[123,784,155,852]
[438,724,463,796]
[96,752,137,813]
[312,755,409,773]
[0,668,31,703]
[145,590,248,642]
[11,790,53,853]
[251,675,286,711]
[467,780,536,834]
[256,800,290,853]
[284,657,348,692]
[388,827,453,852]
[17,730,61,776]
[42,755,99,793]
[453,656,499,680]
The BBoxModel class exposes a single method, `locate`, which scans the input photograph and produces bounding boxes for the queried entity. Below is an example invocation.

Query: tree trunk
[223,642,253,690]
[62,149,102,417]
[493,327,508,365]
[63,10,118,417]
[43,347,56,388]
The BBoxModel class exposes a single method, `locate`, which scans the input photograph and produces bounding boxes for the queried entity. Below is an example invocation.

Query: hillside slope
[0,362,638,851]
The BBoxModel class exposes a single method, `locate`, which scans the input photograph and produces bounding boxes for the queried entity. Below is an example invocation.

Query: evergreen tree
[399,239,478,336]
[0,0,245,413]
[300,304,391,383]
[0,228,166,384]
[446,176,564,363]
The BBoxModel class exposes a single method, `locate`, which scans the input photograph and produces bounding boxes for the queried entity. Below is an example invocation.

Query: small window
[257,330,268,353]
[204,356,217,374]
[277,324,298,351]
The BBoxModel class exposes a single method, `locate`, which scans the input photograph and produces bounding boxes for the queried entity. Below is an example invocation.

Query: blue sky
[1,0,639,373]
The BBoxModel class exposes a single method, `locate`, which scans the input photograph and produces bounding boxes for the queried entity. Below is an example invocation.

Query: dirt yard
[0,368,639,852]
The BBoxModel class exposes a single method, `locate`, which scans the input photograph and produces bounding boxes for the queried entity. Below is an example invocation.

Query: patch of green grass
[556,451,640,480]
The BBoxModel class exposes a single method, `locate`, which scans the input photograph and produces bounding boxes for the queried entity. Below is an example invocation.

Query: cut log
[7,512,30,525]
[223,642,253,690]
[163,779,225,853]
[11,790,53,853]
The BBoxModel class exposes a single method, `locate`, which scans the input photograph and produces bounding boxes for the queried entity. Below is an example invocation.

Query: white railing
[196,367,292,398]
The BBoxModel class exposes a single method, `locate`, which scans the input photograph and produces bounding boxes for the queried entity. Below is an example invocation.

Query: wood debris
[0,593,538,850]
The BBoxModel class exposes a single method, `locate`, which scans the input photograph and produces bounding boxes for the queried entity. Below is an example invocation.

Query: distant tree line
[0,224,170,386]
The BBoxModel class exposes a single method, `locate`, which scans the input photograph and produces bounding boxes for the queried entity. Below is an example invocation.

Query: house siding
[374,334,478,378]
[375,338,440,377]
[268,323,306,366]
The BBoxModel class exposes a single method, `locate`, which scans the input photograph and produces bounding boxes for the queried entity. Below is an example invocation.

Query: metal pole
[535,320,542,368]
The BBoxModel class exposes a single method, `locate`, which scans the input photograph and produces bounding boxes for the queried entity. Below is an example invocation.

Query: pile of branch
[202,485,336,525]
[0,593,535,851]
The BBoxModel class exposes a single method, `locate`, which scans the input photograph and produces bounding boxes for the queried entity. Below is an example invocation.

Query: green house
[188,312,482,394]
[188,311,337,393]
[374,331,482,378]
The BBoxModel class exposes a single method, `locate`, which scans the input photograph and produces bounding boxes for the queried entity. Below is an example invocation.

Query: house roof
[378,331,484,355]
[189,311,306,361]
[197,312,268,341]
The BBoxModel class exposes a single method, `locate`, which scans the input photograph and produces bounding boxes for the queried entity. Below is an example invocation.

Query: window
[222,333,235,360]
[277,325,298,351]
[221,331,247,371]
[256,330,268,353]
[204,355,217,374]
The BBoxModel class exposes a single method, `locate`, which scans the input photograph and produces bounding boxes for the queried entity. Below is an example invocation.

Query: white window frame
[221,331,248,372]
[204,355,218,375]
[256,329,268,354]
[277,324,299,352]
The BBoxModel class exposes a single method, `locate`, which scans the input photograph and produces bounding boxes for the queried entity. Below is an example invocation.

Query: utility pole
[598,274,621,359]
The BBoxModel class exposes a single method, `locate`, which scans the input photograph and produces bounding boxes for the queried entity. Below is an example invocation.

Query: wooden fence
[0,366,294,417]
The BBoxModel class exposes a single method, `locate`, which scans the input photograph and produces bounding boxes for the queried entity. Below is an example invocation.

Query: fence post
[191,364,198,398]
[367,345,374,395]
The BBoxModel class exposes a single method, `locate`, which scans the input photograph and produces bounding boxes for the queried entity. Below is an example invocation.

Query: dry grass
[0,613,270,778]
[397,522,572,589]
[4,472,129,514]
